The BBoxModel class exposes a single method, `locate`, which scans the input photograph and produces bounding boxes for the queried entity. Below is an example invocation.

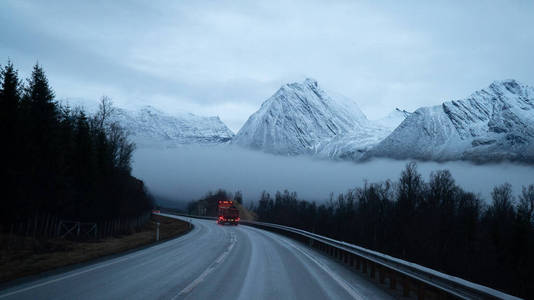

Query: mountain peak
[284,78,320,92]
[233,79,373,155]
[303,77,318,88]
[490,78,519,86]
[487,79,526,95]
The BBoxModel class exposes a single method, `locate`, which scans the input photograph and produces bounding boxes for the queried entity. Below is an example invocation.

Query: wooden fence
[2,211,151,241]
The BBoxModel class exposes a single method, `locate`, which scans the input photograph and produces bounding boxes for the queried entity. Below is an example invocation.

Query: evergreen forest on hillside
[0,60,153,227]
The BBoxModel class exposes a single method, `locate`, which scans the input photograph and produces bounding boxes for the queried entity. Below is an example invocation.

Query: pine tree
[25,63,57,132]
[0,60,22,223]
[0,60,21,128]
[22,63,60,213]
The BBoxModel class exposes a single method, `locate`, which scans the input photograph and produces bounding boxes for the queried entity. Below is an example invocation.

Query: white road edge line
[0,252,141,299]
[173,232,237,299]
[281,238,365,300]
[0,220,199,299]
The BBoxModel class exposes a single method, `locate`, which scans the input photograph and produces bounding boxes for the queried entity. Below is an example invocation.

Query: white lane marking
[0,221,202,299]
[173,232,237,299]
[280,238,365,300]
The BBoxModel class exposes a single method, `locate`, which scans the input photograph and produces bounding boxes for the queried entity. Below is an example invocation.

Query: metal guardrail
[164,211,521,300]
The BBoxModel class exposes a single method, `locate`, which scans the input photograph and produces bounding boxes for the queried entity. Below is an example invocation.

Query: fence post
[56,220,62,237]
[8,223,14,250]
[43,214,50,238]
[25,217,30,236]
[33,214,38,237]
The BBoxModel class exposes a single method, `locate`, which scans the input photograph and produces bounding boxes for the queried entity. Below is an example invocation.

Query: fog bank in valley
[132,145,534,207]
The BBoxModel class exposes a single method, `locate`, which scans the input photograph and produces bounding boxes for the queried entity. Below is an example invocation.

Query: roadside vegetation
[0,59,164,282]
[0,60,153,227]
[251,163,534,299]
[0,214,190,283]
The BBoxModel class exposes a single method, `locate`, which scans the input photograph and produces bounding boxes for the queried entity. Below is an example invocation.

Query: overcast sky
[1,0,533,132]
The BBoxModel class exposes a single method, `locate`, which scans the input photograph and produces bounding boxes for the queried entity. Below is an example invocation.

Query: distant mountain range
[233,78,534,163]
[231,78,406,160]
[59,99,234,148]
[366,79,534,163]
[64,78,534,163]
[112,106,234,148]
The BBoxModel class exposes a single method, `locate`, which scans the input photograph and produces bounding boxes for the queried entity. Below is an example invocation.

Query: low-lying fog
[132,145,534,207]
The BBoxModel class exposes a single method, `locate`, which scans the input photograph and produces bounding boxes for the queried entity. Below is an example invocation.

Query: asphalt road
[0,214,393,300]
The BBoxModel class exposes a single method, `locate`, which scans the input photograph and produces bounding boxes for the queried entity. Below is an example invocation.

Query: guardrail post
[370,262,376,279]
[156,222,160,241]
[362,259,367,274]
[379,266,385,284]
[389,272,397,290]
[402,277,410,297]
[437,289,447,300]
[417,283,425,300]
[356,257,361,270]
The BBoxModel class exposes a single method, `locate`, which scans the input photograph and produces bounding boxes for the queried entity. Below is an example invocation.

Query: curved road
[0,214,393,299]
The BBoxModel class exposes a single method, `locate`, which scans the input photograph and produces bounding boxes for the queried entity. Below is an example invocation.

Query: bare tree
[108,122,135,173]
[519,184,534,223]
[93,95,115,130]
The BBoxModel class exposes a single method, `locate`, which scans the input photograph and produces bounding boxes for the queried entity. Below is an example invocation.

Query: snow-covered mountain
[366,80,534,163]
[59,98,235,148]
[113,106,234,148]
[233,78,389,158]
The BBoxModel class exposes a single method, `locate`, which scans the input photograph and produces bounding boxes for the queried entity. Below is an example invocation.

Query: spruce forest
[0,60,153,227]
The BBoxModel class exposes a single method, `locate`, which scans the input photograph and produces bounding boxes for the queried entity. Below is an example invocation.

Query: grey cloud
[1,0,533,131]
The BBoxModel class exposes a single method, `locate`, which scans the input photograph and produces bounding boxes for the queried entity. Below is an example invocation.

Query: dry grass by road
[0,214,190,283]
[234,202,257,221]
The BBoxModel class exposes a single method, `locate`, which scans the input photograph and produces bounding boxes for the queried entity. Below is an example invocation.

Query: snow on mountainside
[113,106,234,148]
[233,78,381,156]
[315,108,413,160]
[314,126,392,160]
[374,108,412,129]
[59,98,234,148]
[366,80,534,162]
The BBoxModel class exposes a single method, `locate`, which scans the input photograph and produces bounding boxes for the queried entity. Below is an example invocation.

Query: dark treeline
[187,189,243,216]
[0,60,153,226]
[253,162,534,298]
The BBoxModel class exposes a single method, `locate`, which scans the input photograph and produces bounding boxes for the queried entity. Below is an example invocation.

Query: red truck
[217,200,240,225]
